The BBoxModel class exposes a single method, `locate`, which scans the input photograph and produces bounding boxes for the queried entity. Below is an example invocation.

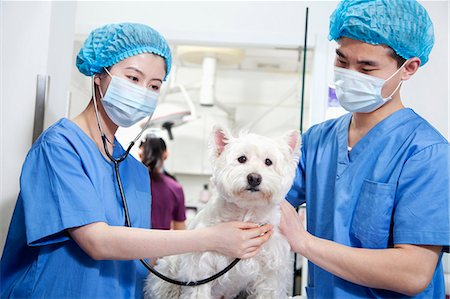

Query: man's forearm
[301,233,441,296]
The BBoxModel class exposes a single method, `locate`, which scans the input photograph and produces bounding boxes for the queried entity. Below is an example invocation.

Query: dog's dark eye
[237,156,247,163]
[265,159,272,166]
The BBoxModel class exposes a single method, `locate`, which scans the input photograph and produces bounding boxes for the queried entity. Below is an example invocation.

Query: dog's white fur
[144,127,300,299]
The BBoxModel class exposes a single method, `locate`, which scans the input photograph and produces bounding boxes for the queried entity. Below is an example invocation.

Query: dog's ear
[211,125,231,157]
[283,130,301,157]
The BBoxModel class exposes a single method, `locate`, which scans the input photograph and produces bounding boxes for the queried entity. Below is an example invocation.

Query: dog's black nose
[247,173,262,187]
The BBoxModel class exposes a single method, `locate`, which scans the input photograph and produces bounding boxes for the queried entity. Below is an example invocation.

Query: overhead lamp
[177,46,245,106]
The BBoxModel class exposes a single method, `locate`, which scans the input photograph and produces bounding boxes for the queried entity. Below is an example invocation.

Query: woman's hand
[207,222,273,259]
[279,200,308,254]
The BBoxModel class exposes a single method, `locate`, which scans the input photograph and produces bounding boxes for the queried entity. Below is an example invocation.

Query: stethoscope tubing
[104,138,240,286]
[93,77,240,286]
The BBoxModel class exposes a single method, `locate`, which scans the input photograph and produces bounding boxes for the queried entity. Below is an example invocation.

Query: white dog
[145,126,300,299]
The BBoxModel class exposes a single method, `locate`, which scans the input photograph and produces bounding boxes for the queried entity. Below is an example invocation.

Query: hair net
[329,0,434,65]
[76,23,172,79]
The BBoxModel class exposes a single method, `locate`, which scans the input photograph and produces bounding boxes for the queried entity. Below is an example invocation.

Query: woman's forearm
[69,222,212,260]
[69,221,273,261]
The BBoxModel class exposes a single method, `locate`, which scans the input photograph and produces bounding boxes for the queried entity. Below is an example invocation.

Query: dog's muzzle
[246,173,262,192]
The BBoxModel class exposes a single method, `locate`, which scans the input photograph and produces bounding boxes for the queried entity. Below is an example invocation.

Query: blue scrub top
[287,108,450,298]
[1,118,151,299]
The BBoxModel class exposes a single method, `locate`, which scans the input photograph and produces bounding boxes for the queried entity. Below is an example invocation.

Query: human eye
[335,58,347,67]
[361,68,377,73]
[150,84,160,92]
[127,75,139,82]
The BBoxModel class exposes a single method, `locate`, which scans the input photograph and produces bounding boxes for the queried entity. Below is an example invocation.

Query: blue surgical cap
[329,0,434,65]
[76,23,172,80]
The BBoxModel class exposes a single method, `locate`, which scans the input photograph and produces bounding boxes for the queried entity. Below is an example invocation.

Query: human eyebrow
[125,66,145,76]
[336,49,379,67]
[124,66,163,82]
[335,49,346,58]
[356,59,379,67]
[150,78,163,84]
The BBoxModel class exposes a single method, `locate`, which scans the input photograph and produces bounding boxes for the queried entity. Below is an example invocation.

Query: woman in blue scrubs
[280,1,450,298]
[0,23,273,298]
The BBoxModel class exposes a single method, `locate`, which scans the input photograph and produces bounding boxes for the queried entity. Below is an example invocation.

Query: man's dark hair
[388,48,407,67]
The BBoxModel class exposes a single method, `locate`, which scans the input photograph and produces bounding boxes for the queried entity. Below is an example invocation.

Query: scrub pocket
[350,179,396,249]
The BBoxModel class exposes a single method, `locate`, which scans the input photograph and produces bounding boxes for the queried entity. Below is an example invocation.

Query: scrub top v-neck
[287,108,450,298]
[1,118,152,299]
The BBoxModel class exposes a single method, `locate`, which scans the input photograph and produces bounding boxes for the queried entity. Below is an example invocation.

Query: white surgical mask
[99,69,159,127]
[334,61,407,113]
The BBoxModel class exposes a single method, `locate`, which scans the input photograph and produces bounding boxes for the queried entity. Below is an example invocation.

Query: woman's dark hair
[140,137,177,181]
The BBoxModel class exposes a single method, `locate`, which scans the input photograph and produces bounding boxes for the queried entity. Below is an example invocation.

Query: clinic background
[1,0,449,293]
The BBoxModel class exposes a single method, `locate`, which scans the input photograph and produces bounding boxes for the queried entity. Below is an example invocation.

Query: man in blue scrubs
[280,0,450,298]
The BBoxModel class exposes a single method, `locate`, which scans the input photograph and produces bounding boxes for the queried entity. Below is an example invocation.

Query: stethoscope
[91,75,239,286]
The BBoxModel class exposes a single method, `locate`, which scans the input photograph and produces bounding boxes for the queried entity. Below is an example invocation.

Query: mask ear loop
[383,59,409,100]
[385,81,403,100]
[92,74,106,138]
[103,67,113,78]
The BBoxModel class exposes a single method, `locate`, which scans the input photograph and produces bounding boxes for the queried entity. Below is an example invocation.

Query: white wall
[0,2,76,252]
[74,1,336,48]
[402,1,449,139]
